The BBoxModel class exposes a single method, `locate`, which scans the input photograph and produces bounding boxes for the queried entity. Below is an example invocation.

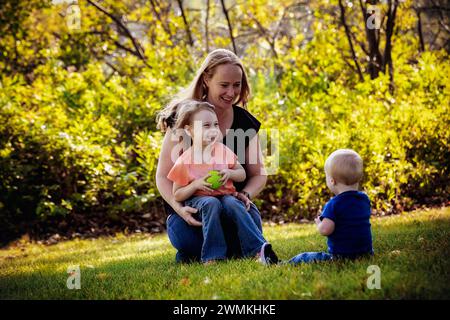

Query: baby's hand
[314,216,321,225]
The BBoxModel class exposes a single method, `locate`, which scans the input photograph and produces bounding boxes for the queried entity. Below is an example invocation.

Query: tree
[338,0,400,90]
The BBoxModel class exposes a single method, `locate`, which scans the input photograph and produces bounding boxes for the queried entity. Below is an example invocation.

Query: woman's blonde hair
[156,49,251,131]
[173,99,216,130]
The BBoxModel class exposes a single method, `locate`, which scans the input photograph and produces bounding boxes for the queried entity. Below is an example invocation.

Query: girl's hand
[192,174,215,193]
[219,169,232,183]
[233,191,251,211]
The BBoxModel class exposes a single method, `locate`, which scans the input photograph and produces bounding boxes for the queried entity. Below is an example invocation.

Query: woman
[156,49,278,264]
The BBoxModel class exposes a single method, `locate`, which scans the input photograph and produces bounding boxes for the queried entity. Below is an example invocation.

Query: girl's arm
[173,182,195,202]
[172,181,197,202]
[156,129,201,226]
[173,175,216,202]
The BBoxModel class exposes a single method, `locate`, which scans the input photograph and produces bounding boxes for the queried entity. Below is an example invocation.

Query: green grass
[1,207,449,299]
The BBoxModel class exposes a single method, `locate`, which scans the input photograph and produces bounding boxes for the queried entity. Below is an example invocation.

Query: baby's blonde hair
[325,149,363,185]
[173,99,216,130]
[156,49,251,131]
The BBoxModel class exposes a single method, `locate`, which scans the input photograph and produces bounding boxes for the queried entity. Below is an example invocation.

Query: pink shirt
[167,142,238,196]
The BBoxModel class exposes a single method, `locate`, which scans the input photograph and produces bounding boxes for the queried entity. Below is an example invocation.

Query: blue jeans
[165,196,265,263]
[288,251,374,264]
[184,196,228,262]
[288,252,334,265]
[220,195,266,257]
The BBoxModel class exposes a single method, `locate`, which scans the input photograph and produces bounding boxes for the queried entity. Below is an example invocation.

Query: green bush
[250,49,449,220]
[0,64,167,242]
[0,0,449,244]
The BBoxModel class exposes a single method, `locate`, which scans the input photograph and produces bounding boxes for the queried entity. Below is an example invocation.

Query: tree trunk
[360,0,383,79]
[339,0,364,81]
[383,0,399,93]
[416,8,425,52]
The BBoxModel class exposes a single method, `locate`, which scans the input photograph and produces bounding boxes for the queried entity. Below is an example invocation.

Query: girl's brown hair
[173,99,216,130]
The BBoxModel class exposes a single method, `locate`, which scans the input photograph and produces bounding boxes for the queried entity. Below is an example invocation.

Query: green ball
[206,170,223,190]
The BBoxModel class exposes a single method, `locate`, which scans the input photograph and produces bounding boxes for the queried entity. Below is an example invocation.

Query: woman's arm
[232,134,267,211]
[156,129,202,226]
[219,161,246,184]
[240,134,267,199]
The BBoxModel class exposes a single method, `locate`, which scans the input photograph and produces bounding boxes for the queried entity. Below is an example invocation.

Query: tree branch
[87,0,149,66]
[205,0,210,52]
[415,5,450,13]
[248,13,278,59]
[220,0,237,54]
[176,0,194,46]
[350,30,369,55]
[148,0,173,39]
[339,0,364,81]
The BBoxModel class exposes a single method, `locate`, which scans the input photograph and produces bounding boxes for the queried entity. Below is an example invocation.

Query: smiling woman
[203,63,243,123]
[155,49,278,264]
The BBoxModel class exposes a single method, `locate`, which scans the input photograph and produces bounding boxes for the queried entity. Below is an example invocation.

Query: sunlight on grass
[1,207,449,299]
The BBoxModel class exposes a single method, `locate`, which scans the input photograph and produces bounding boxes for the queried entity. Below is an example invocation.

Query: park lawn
[1,207,449,300]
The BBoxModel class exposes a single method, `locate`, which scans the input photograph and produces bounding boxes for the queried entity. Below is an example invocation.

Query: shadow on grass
[1,209,449,299]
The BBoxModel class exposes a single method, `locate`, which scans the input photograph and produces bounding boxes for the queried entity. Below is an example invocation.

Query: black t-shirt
[223,105,261,191]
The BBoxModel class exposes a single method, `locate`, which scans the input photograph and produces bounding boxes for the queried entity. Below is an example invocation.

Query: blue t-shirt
[320,190,373,256]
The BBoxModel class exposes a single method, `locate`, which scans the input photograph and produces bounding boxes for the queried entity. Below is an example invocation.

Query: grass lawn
[1,207,449,300]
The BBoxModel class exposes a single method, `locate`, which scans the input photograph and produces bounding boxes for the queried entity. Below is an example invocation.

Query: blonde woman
[156,49,278,264]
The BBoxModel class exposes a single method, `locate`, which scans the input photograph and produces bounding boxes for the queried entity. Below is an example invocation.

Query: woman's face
[205,64,242,112]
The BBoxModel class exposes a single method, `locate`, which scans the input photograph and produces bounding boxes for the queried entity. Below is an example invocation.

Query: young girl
[167,99,278,265]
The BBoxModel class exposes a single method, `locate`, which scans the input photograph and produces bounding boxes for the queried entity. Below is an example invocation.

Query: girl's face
[186,109,221,147]
[204,64,242,112]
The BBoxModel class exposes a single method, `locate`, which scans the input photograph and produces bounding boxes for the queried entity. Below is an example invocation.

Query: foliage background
[0,0,449,244]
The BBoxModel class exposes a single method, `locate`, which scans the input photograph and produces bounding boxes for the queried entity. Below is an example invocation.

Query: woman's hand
[177,205,202,227]
[233,191,251,211]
